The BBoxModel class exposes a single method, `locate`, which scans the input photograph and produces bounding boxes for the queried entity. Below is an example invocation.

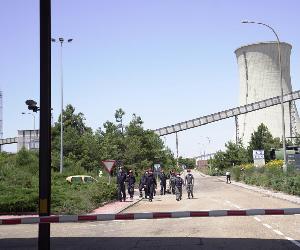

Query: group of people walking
[116,167,195,202]
[116,168,136,202]
[139,168,195,202]
[168,169,194,201]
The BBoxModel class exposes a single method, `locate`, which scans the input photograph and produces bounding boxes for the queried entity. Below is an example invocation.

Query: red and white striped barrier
[1,208,300,225]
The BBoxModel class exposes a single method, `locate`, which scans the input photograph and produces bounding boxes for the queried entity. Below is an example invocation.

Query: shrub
[0,151,117,215]
[232,167,241,181]
[265,160,283,170]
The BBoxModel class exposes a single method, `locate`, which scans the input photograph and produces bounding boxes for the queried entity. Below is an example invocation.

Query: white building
[17,130,39,151]
[235,42,300,145]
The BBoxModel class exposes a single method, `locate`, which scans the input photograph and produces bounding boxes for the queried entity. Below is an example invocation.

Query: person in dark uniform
[185,169,194,199]
[139,170,148,198]
[117,167,127,202]
[146,170,157,202]
[126,169,136,199]
[159,169,167,195]
[169,170,176,194]
[175,172,184,201]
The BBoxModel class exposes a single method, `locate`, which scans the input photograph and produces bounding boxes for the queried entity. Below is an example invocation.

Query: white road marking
[225,200,231,204]
[285,237,300,248]
[273,229,284,236]
[257,219,299,249]
[263,223,272,229]
[232,204,241,209]
[254,217,261,222]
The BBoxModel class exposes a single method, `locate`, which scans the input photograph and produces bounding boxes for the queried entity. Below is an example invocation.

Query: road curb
[117,197,143,214]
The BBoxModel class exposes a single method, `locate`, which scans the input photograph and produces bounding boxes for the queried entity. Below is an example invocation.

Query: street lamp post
[22,112,36,130]
[51,37,73,173]
[198,136,211,159]
[241,20,287,172]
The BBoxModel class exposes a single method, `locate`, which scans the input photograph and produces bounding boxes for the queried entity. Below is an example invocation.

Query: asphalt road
[1,171,300,250]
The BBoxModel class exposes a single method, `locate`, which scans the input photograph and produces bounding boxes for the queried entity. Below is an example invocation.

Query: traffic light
[25,99,40,112]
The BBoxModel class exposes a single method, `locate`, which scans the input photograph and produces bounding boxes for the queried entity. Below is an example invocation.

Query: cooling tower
[0,91,2,143]
[235,41,300,145]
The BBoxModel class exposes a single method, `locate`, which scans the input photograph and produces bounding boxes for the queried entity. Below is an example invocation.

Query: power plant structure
[0,91,2,151]
[235,41,300,145]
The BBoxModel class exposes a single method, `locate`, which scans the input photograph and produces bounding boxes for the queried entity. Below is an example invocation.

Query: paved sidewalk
[89,191,142,214]
[199,171,300,205]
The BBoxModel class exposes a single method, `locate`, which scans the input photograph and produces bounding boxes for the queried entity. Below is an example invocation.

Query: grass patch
[232,161,300,196]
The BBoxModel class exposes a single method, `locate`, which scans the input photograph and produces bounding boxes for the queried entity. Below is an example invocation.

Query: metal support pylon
[235,116,239,144]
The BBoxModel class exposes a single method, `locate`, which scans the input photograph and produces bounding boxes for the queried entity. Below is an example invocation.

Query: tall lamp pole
[51,37,73,173]
[241,20,287,172]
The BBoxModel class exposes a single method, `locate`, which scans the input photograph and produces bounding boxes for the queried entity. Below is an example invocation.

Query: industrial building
[235,41,300,145]
[0,91,2,151]
[17,129,39,151]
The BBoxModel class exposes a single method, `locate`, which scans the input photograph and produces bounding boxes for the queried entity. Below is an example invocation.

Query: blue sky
[1,0,300,156]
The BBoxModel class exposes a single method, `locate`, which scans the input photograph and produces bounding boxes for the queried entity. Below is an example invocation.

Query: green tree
[51,104,99,172]
[123,113,169,168]
[96,121,124,160]
[209,141,248,170]
[209,150,227,170]
[178,157,195,169]
[247,123,281,162]
[224,141,248,166]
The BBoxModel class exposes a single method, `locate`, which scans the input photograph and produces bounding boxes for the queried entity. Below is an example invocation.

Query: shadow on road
[1,237,299,250]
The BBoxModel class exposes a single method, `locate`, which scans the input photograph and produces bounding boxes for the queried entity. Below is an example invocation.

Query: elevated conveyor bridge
[154,90,300,136]
[0,137,18,145]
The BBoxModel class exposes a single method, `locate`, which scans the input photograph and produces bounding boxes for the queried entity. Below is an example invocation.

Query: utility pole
[39,0,51,249]
[235,116,239,144]
[176,132,179,167]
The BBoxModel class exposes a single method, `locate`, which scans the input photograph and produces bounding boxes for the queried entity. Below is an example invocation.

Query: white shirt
[226,171,230,176]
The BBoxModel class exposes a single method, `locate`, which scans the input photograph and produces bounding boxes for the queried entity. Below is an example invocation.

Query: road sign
[253,150,265,167]
[102,160,116,173]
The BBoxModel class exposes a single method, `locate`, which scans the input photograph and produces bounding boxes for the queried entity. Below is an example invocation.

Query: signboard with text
[253,150,265,167]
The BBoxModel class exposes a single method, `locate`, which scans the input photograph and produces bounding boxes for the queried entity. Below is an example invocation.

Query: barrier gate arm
[1,208,300,225]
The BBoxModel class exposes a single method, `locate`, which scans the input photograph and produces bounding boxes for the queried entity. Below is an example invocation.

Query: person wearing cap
[185,169,194,199]
[139,170,149,198]
[159,169,167,195]
[146,170,157,202]
[175,172,184,201]
[126,169,136,199]
[117,167,127,202]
